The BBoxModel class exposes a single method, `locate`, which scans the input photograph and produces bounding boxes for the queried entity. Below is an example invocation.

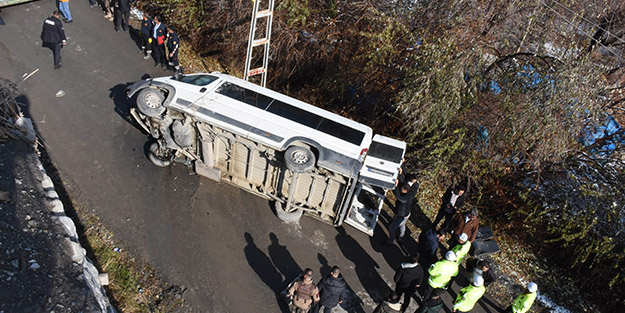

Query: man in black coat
[113,0,131,32]
[432,184,466,232]
[316,266,347,313]
[393,253,424,312]
[139,13,153,58]
[40,11,67,69]
[151,15,167,68]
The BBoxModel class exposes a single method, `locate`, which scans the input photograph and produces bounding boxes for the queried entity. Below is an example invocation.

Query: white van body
[127,72,406,235]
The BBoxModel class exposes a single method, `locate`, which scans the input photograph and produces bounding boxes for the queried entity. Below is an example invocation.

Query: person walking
[419,228,445,269]
[450,233,471,264]
[166,26,180,71]
[452,276,486,312]
[504,282,538,313]
[58,0,73,23]
[287,268,320,313]
[316,266,347,313]
[113,0,131,32]
[151,15,167,68]
[373,292,402,313]
[387,182,417,245]
[393,253,424,312]
[139,13,153,59]
[423,251,459,301]
[450,208,479,243]
[414,288,444,313]
[433,185,466,232]
[40,11,67,69]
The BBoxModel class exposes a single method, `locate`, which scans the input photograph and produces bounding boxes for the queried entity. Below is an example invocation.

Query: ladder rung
[256,10,272,18]
[252,38,270,46]
[248,67,267,76]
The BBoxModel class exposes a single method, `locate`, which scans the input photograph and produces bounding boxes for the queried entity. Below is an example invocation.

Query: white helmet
[528,282,538,293]
[473,275,484,287]
[458,233,468,242]
[445,251,457,261]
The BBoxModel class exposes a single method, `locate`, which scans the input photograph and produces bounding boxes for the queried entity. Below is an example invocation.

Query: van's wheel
[284,146,315,173]
[148,142,173,167]
[136,88,166,118]
[274,202,303,223]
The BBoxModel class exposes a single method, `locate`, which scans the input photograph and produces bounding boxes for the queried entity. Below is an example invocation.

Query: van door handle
[200,87,207,93]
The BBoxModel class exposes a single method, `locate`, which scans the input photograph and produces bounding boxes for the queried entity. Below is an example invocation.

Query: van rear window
[216,82,365,145]
[368,142,404,163]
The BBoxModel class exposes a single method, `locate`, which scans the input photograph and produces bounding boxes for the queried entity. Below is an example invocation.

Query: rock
[10,259,19,268]
[0,191,10,202]
[29,262,40,269]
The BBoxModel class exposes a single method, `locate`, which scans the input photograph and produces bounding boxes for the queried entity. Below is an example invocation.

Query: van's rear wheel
[136,88,166,118]
[274,202,303,223]
[148,142,173,167]
[284,146,315,173]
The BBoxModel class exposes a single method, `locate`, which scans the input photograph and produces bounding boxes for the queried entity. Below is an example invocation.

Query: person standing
[139,13,153,59]
[466,259,496,287]
[287,268,320,313]
[433,185,466,232]
[423,251,459,301]
[316,266,347,313]
[393,253,423,312]
[414,288,444,313]
[151,15,167,68]
[504,282,538,313]
[450,208,479,243]
[387,182,417,245]
[103,0,114,20]
[373,292,402,313]
[452,276,486,313]
[450,233,471,264]
[113,0,130,32]
[41,11,67,69]
[58,0,73,23]
[166,26,180,71]
[419,228,445,269]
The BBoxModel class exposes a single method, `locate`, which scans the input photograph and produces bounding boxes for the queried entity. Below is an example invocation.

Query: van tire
[274,202,303,223]
[148,142,173,167]
[137,88,166,118]
[284,146,315,173]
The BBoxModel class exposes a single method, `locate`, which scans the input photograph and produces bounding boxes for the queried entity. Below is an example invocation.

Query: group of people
[286,267,347,313]
[40,2,181,72]
[373,168,538,313]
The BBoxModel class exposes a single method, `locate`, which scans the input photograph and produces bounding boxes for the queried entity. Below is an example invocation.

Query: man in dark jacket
[166,26,180,71]
[433,184,466,232]
[151,15,167,68]
[387,180,418,245]
[316,266,347,313]
[415,288,444,313]
[466,259,496,287]
[419,228,446,268]
[139,13,153,58]
[373,292,402,313]
[113,0,131,32]
[40,11,67,69]
[394,253,424,312]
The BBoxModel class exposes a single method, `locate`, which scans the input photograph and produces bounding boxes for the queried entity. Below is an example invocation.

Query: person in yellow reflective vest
[450,233,471,263]
[504,282,538,313]
[423,251,459,301]
[453,275,486,312]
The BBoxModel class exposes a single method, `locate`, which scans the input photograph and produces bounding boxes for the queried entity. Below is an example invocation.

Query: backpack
[293,281,317,309]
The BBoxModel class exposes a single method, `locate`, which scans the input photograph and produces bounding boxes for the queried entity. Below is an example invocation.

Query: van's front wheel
[284,146,315,173]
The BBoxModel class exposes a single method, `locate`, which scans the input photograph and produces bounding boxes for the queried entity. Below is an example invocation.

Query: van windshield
[368,142,404,163]
[179,75,218,86]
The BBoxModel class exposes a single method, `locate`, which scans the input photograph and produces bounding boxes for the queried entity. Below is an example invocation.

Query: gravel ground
[0,139,103,313]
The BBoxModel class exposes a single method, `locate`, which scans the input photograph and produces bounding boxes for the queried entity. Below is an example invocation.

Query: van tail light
[359,148,368,161]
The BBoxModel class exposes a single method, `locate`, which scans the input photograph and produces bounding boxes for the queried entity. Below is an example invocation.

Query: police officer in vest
[453,275,486,312]
[423,251,459,301]
[40,11,67,69]
[166,26,180,72]
[505,282,538,313]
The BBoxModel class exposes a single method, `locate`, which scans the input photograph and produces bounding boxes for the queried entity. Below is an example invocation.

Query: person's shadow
[243,232,291,313]
[268,232,302,283]
[335,226,389,304]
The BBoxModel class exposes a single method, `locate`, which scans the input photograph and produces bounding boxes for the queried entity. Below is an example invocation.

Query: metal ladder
[244,0,275,88]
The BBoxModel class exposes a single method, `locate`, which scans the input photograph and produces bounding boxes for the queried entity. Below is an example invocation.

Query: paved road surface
[0,2,503,312]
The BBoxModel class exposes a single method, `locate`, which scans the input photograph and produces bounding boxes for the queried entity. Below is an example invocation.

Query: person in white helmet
[505,282,538,313]
[422,251,459,302]
[453,275,486,312]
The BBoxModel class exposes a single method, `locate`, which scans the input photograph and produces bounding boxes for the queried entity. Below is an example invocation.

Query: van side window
[216,82,274,110]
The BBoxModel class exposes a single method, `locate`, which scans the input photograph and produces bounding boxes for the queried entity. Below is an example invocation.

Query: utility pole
[244,0,275,87]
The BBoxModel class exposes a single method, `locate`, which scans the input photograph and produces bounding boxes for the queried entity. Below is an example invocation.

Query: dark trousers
[43,42,62,67]
[152,42,165,65]
[433,208,453,232]
[396,286,417,312]
[169,51,179,67]
[141,34,151,51]
[115,9,130,30]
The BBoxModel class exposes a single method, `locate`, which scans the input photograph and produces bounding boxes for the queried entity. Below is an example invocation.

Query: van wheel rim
[291,151,308,164]
[145,93,161,108]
